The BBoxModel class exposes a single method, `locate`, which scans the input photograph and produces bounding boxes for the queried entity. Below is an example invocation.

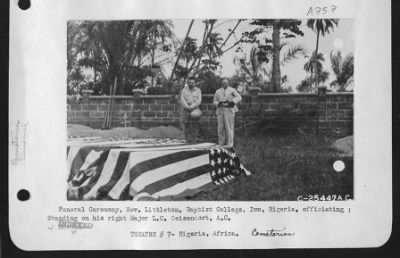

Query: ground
[68,124,353,201]
[191,129,353,201]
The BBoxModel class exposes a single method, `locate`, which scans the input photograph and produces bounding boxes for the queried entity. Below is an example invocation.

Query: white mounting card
[9,0,391,250]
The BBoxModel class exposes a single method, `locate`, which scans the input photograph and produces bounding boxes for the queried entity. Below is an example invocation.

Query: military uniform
[180,85,202,142]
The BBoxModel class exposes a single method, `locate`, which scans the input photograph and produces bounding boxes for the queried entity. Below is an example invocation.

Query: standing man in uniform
[213,78,242,147]
[181,76,202,143]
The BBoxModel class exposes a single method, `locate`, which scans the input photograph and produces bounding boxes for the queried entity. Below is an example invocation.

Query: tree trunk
[314,30,320,135]
[192,20,215,74]
[314,30,320,90]
[151,32,157,87]
[272,20,281,92]
[170,19,194,81]
[115,73,125,95]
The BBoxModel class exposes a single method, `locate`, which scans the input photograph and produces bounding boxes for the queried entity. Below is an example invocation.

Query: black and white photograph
[8,0,393,251]
[66,18,354,201]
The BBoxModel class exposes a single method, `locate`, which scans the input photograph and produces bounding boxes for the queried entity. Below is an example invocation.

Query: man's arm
[231,88,242,104]
[192,88,202,109]
[180,89,191,109]
[213,90,220,107]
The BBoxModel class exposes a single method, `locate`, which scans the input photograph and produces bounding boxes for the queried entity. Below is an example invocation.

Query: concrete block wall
[67,92,353,136]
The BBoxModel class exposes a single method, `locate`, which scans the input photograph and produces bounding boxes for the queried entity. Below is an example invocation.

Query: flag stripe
[107,150,181,200]
[129,150,208,183]
[151,173,213,199]
[139,164,212,195]
[67,147,80,180]
[79,150,103,171]
[77,150,110,198]
[68,147,93,181]
[96,151,130,199]
[68,146,108,181]
[130,154,210,194]
[83,149,122,200]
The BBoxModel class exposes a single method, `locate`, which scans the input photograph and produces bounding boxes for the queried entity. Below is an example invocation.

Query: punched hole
[17,189,30,201]
[333,160,346,173]
[18,0,31,10]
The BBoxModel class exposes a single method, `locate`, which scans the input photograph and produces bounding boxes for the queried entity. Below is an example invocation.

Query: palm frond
[281,44,307,65]
[330,50,343,76]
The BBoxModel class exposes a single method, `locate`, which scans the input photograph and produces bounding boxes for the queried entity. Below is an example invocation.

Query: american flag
[67,137,251,201]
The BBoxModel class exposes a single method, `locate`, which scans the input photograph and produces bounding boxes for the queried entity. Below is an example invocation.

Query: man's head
[222,78,229,89]
[187,76,196,89]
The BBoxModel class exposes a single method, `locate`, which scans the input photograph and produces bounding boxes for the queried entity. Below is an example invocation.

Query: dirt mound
[68,124,184,139]
[331,135,353,157]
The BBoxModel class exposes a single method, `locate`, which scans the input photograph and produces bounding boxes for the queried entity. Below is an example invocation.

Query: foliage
[304,51,325,74]
[280,43,307,66]
[171,19,244,89]
[146,86,171,95]
[234,42,306,92]
[243,19,304,44]
[229,73,248,89]
[197,70,223,94]
[306,19,339,88]
[300,51,330,92]
[241,19,304,92]
[68,19,345,97]
[67,67,85,94]
[330,51,354,91]
[201,32,224,71]
[306,19,339,38]
[67,20,176,95]
[297,70,329,92]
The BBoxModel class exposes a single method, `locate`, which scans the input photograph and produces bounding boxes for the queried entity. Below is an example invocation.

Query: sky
[167,19,354,89]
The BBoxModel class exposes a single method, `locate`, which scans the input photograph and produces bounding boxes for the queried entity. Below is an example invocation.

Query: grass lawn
[192,129,353,201]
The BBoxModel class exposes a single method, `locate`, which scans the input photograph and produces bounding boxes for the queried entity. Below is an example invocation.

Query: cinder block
[143,111,156,117]
[338,102,353,110]
[142,98,156,104]
[156,112,168,118]
[327,103,338,109]
[90,111,105,117]
[157,98,169,104]
[344,110,353,118]
[97,105,109,111]
[140,104,150,111]
[150,104,162,111]
[76,111,90,117]
[168,111,181,118]
[70,104,82,111]
[162,104,175,111]
[119,104,133,111]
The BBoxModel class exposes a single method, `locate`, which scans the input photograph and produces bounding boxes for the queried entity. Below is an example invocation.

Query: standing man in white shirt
[213,78,242,147]
[180,76,202,143]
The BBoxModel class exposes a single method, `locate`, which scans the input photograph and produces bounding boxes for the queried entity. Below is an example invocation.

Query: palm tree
[68,20,178,95]
[330,51,354,91]
[304,52,325,78]
[300,52,329,92]
[146,20,175,86]
[200,31,223,71]
[244,19,304,92]
[304,51,329,89]
[174,37,198,80]
[234,43,306,91]
[306,19,338,89]
[170,19,195,81]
